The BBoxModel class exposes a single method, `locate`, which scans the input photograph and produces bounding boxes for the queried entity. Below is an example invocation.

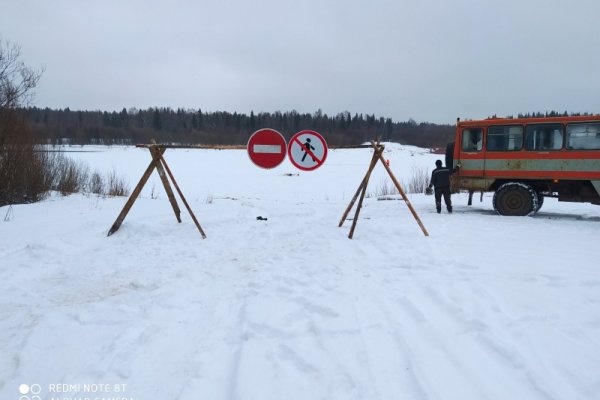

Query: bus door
[456,127,487,191]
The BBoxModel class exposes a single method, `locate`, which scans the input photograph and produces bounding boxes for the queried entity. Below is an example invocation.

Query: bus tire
[535,193,544,213]
[493,182,538,216]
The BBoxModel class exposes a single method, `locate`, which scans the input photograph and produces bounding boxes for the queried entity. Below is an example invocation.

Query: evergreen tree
[152,109,162,130]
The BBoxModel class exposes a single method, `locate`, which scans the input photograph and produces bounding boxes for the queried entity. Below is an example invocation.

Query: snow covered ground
[1,143,600,400]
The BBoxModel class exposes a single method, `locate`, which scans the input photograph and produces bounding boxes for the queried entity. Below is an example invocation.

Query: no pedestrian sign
[288,130,328,171]
[247,128,287,169]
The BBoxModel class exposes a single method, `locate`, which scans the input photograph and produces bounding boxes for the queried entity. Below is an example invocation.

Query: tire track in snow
[389,293,492,400]
[416,284,556,400]
[367,297,435,400]
[224,302,246,400]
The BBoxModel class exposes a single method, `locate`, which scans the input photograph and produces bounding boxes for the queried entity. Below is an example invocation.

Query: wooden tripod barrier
[107,144,206,239]
[339,141,429,238]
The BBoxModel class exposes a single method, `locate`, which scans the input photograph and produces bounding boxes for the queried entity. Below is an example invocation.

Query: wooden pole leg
[157,153,207,239]
[339,145,383,227]
[348,175,370,239]
[342,143,384,239]
[371,141,429,237]
[107,148,165,236]
[149,146,181,223]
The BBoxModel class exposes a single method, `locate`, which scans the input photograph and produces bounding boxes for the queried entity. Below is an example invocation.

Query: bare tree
[0,39,45,206]
[0,39,43,110]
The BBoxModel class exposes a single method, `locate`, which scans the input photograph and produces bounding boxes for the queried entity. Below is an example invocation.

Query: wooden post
[348,164,374,239]
[107,148,165,236]
[371,141,429,237]
[339,146,382,227]
[341,143,395,239]
[156,152,207,239]
[149,145,181,223]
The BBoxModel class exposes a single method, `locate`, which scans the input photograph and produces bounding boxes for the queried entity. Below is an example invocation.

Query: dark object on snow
[256,216,268,221]
[425,187,433,195]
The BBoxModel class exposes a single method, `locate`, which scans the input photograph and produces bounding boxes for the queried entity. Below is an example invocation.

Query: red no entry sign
[247,128,287,169]
[288,130,328,171]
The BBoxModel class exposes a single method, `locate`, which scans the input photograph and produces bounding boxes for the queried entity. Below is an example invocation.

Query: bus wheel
[535,193,544,213]
[493,182,538,216]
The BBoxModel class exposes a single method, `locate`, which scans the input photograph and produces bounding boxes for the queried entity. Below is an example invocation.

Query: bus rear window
[567,123,600,150]
[487,125,523,151]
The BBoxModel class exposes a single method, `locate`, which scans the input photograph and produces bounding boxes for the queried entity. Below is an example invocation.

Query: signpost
[287,130,328,171]
[247,128,287,169]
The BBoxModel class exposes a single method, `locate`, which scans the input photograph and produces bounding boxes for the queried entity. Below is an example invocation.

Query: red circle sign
[247,128,287,169]
[287,130,328,171]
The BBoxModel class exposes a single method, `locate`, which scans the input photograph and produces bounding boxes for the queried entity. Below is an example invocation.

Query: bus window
[462,128,483,151]
[525,124,563,151]
[566,123,600,150]
[487,125,523,151]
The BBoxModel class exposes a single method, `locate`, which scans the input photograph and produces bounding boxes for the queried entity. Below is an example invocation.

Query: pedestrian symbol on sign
[301,138,316,162]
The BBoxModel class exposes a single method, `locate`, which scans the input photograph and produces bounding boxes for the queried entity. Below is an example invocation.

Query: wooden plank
[339,146,382,227]
[371,141,429,237]
[107,148,165,236]
[348,144,383,239]
[149,146,182,223]
[157,154,207,239]
[348,183,366,239]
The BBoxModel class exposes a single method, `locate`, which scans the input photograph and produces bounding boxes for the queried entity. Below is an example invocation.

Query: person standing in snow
[428,159,452,214]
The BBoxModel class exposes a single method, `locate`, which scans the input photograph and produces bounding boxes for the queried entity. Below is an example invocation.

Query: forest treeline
[22,107,595,149]
[21,107,456,148]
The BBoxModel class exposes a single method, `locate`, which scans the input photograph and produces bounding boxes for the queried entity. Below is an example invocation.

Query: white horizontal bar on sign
[253,144,282,154]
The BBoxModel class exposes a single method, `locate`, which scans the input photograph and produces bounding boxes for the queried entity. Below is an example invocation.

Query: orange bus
[447,115,600,215]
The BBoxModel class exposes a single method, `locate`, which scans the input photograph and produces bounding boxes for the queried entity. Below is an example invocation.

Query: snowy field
[1,143,600,400]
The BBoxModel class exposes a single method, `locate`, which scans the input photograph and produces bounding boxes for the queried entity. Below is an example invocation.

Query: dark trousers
[434,187,452,212]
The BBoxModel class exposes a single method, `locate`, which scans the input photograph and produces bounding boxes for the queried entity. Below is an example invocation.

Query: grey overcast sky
[2,0,599,124]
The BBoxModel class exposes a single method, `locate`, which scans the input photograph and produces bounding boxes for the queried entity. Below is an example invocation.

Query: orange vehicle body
[449,115,600,215]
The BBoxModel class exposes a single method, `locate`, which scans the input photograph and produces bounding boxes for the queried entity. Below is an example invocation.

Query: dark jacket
[429,166,451,189]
